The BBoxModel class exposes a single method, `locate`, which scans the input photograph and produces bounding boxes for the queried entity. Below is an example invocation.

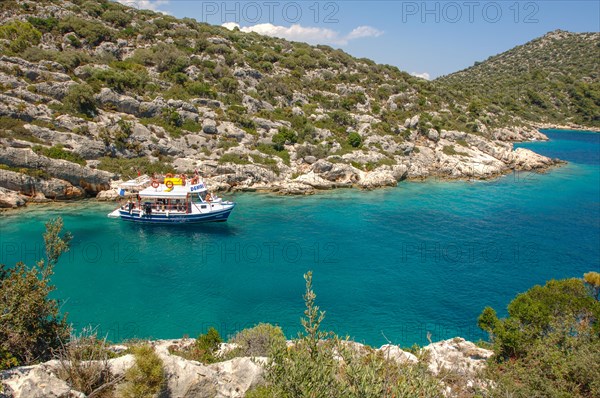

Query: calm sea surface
[1,129,598,346]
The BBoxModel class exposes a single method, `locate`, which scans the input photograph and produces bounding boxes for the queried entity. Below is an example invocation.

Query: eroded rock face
[0,148,114,194]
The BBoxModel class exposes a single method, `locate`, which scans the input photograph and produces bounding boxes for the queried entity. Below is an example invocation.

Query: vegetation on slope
[437,30,600,128]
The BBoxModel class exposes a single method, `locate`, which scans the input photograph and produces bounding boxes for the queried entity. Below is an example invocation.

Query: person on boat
[127,199,134,214]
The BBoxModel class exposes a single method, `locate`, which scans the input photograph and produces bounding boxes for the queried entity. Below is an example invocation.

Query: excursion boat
[107,174,235,224]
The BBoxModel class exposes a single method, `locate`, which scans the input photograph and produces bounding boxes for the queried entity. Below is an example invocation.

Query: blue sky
[124,1,600,79]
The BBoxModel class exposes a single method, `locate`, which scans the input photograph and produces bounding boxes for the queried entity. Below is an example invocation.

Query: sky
[119,1,600,79]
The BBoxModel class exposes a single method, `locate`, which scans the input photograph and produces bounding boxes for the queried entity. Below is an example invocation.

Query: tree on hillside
[0,217,72,369]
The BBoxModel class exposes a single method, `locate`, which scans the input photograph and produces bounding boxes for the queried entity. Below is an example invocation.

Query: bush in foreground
[170,327,223,364]
[229,323,286,357]
[257,271,442,398]
[0,218,71,369]
[477,274,600,397]
[56,327,118,397]
[121,344,165,398]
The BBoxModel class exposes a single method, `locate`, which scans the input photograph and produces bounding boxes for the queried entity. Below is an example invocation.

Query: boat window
[201,205,207,209]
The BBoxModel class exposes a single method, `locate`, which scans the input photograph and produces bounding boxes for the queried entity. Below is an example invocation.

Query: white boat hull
[110,203,235,224]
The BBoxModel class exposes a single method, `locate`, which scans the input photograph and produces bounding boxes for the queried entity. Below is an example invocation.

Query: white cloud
[222,22,383,46]
[411,72,431,80]
[346,26,384,40]
[116,0,169,13]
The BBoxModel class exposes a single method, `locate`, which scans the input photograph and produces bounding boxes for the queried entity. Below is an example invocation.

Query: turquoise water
[1,129,598,346]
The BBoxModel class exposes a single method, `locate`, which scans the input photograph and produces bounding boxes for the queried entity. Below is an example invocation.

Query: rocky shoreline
[0,337,492,398]
[1,127,563,209]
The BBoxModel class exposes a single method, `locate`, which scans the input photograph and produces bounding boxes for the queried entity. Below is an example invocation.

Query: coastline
[0,159,567,213]
[535,123,600,133]
[0,126,592,209]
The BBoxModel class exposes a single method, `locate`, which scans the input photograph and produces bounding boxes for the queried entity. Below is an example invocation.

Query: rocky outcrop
[1,340,265,398]
[0,186,26,208]
[424,337,493,380]
[0,147,114,194]
[379,344,418,364]
[0,169,85,200]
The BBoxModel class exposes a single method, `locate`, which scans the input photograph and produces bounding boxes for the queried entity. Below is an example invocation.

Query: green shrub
[482,325,600,398]
[584,271,600,300]
[478,277,600,360]
[0,116,46,144]
[256,144,290,166]
[219,153,251,165]
[63,84,97,117]
[32,144,87,166]
[101,9,132,27]
[58,16,114,46]
[0,218,71,369]
[272,127,297,151]
[90,66,148,94]
[347,132,362,148]
[0,21,41,53]
[478,275,600,397]
[186,82,217,98]
[97,157,175,180]
[121,344,165,398]
[329,110,354,127]
[170,327,223,364]
[195,327,222,362]
[132,43,189,73]
[81,0,103,17]
[230,324,286,357]
[27,17,58,33]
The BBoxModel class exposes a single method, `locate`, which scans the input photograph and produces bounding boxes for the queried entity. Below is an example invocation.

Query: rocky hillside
[437,30,600,128]
[0,0,561,207]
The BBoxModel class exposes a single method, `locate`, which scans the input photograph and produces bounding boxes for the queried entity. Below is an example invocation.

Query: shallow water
[1,129,598,346]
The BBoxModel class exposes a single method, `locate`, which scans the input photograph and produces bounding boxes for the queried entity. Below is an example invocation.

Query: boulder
[96,189,120,201]
[242,95,273,113]
[427,128,440,142]
[378,345,418,364]
[423,337,493,377]
[0,186,26,208]
[30,81,76,100]
[405,115,419,128]
[311,159,333,174]
[294,172,335,189]
[203,119,218,134]
[96,88,141,116]
[358,169,397,189]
